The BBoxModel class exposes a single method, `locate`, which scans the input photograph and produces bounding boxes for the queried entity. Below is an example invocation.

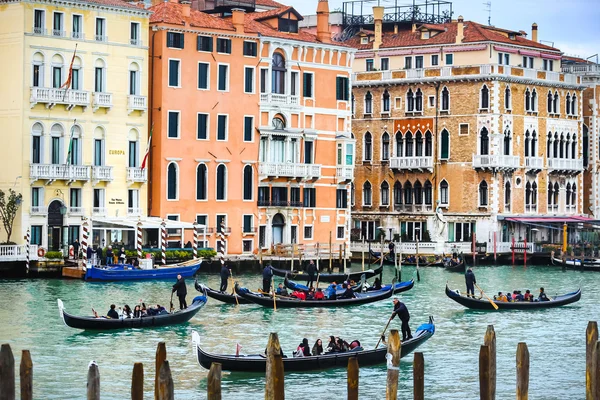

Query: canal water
[0,264,594,399]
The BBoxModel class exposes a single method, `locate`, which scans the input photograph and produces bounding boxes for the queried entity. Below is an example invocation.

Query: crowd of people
[292,336,363,357]
[493,287,550,302]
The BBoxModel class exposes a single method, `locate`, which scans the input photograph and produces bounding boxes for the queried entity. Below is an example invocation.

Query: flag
[65,121,76,165]
[60,44,78,90]
[140,124,153,170]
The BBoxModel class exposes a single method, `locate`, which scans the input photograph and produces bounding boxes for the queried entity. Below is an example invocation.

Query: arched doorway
[48,200,65,251]
[272,213,285,245]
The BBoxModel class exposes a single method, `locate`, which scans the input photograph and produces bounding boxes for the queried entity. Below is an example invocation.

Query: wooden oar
[271,278,277,311]
[169,292,174,313]
[475,283,499,310]
[375,313,395,349]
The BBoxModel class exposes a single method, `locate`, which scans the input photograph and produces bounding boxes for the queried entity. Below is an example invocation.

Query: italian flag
[65,121,76,165]
[140,124,153,170]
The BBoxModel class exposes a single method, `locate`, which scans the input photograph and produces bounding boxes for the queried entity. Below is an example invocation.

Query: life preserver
[37,248,46,257]
[69,246,74,257]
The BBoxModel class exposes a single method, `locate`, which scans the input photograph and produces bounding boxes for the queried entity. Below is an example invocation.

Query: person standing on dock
[220,264,231,292]
[465,268,476,298]
[391,298,412,341]
[172,274,188,310]
[72,239,80,260]
[262,263,273,293]
[306,260,317,287]
[105,246,113,266]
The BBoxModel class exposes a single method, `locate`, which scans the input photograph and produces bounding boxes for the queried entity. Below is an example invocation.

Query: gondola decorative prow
[57,299,68,327]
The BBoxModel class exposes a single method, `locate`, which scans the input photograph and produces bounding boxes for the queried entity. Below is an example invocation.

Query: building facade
[149,0,356,255]
[0,0,150,250]
[345,8,585,251]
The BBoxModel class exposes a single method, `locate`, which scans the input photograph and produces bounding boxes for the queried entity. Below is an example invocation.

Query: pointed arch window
[440,129,449,160]
[441,87,450,111]
[547,132,552,158]
[415,131,423,156]
[167,162,178,200]
[364,132,372,161]
[382,89,390,113]
[504,180,511,211]
[405,131,413,157]
[351,183,355,206]
[216,164,227,201]
[425,131,432,157]
[571,134,577,159]
[415,88,423,111]
[479,127,489,155]
[525,88,531,112]
[553,132,559,158]
[505,86,512,110]
[531,89,537,112]
[547,182,553,207]
[365,91,373,114]
[393,181,402,206]
[196,163,208,200]
[571,94,577,115]
[404,181,413,205]
[531,130,537,157]
[553,182,560,208]
[271,52,286,95]
[480,84,489,109]
[565,134,571,159]
[524,130,530,157]
[440,180,449,205]
[424,180,432,205]
[566,183,572,207]
[553,91,559,114]
[380,181,390,206]
[363,181,372,206]
[414,180,423,204]
[559,133,565,158]
[381,132,390,161]
[571,183,577,209]
[395,132,403,157]
[243,165,253,200]
[547,91,553,113]
[406,89,415,112]
[504,128,511,156]
[566,93,571,115]
[479,180,488,207]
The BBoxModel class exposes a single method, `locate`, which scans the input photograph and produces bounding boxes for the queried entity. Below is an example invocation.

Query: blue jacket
[263,266,273,280]
[326,284,337,299]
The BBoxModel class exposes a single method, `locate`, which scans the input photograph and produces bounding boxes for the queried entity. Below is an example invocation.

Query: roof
[149,2,235,30]
[252,5,303,22]
[0,0,148,11]
[345,20,561,53]
[255,0,285,8]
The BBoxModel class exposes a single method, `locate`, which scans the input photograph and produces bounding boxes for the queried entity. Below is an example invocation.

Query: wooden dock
[61,261,85,279]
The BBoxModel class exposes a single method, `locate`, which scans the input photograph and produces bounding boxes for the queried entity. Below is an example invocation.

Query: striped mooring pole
[136,219,143,259]
[81,219,89,265]
[219,221,225,266]
[192,222,199,259]
[161,220,167,266]
[25,228,30,274]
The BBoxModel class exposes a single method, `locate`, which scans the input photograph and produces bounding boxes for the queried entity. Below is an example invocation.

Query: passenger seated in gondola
[336,337,350,352]
[326,283,338,300]
[294,338,311,357]
[133,305,142,318]
[107,304,119,319]
[312,339,324,356]
[523,290,533,301]
[515,291,524,302]
[368,277,383,291]
[291,290,306,301]
[155,304,168,315]
[538,287,550,301]
[326,336,339,353]
[141,303,148,316]
[339,283,355,299]
[496,292,508,302]
[276,283,289,296]
[313,288,325,300]
[349,340,363,352]
[419,256,427,264]
[122,305,133,319]
[306,287,316,300]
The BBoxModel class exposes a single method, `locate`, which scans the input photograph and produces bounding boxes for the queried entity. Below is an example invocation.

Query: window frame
[167,58,181,88]
[166,162,179,201]
[166,31,184,49]
[216,114,228,141]
[243,214,254,233]
[303,225,314,241]
[196,112,209,141]
[197,61,210,90]
[243,115,254,143]
[217,63,230,92]
[445,53,453,65]
[431,54,439,66]
[439,180,449,206]
[303,71,314,99]
[244,66,255,94]
[197,35,213,52]
[167,110,181,139]
[243,41,257,57]
[216,37,232,55]
[216,163,228,201]
[365,59,374,71]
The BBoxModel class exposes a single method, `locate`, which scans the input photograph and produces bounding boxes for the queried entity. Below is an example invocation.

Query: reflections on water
[0,264,592,399]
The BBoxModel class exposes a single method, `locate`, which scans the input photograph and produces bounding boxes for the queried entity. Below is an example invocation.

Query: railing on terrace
[259,93,299,106]
[30,87,90,109]
[473,154,520,170]
[127,167,147,182]
[258,162,321,179]
[390,156,433,171]
[0,244,39,261]
[547,158,583,172]
[30,164,90,182]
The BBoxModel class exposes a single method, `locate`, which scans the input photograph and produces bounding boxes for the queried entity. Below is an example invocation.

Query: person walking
[86,244,93,263]
[306,260,317,287]
[392,297,412,341]
[262,263,273,293]
[465,268,476,298]
[172,274,188,310]
[220,264,231,292]
[72,239,80,260]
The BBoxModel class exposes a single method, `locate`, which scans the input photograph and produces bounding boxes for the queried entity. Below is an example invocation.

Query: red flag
[61,44,78,89]
[140,124,153,170]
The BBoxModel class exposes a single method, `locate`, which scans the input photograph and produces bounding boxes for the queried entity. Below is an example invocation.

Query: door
[272,213,285,245]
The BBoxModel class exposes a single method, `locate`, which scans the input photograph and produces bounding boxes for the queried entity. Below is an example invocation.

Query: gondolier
[172,274,188,310]
[392,298,412,341]
[306,260,317,287]
[220,264,231,292]
[262,263,273,293]
[388,242,395,259]
[465,268,476,298]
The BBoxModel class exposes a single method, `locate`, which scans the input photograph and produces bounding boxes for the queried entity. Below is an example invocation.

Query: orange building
[149,0,356,255]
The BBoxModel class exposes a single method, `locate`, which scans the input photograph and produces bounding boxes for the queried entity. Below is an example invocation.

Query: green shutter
[303,73,308,97]
[441,129,449,159]
[336,77,341,100]
[208,37,213,51]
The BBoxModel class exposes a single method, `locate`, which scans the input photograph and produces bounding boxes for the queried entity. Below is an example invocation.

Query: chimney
[532,23,538,42]
[180,0,191,16]
[394,24,398,34]
[316,0,331,43]
[373,6,383,50]
[232,8,245,33]
[456,15,464,44]
[411,23,416,33]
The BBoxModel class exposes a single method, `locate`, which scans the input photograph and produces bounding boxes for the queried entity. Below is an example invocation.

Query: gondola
[84,259,201,281]
[445,284,581,310]
[369,250,443,267]
[380,279,415,294]
[270,264,383,283]
[283,277,414,296]
[234,283,393,308]
[444,259,465,273]
[191,316,435,372]
[550,257,600,271]
[57,295,207,330]
[195,280,251,305]
[283,277,364,295]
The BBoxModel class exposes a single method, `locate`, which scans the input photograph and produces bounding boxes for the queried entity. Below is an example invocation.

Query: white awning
[90,216,205,231]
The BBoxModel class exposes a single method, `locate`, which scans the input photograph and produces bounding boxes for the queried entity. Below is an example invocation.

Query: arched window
[382,89,390,112]
[351,183,355,206]
[351,94,355,115]
[415,131,423,157]
[406,89,415,112]
[566,183,571,206]
[243,165,253,200]
[380,181,390,206]
[504,128,511,156]
[525,182,532,211]
[363,181,372,206]
[525,88,531,111]
[440,180,449,205]
[480,127,489,155]
[559,133,565,158]
[553,132,559,158]
[405,131,413,157]
[69,124,82,165]
[51,54,64,89]
[364,132,372,161]
[393,181,402,206]
[415,88,423,111]
[505,85,511,110]
[167,162,178,200]
[531,130,537,157]
[479,180,488,207]
[196,164,208,200]
[571,134,577,159]
[553,91,559,114]
[504,180,511,211]
[364,91,373,114]
[32,52,44,87]
[404,181,413,205]
[572,94,577,115]
[395,132,403,157]
[271,52,286,94]
[524,130,530,157]
[129,62,140,95]
[414,180,423,204]
[547,182,553,206]
[272,116,285,130]
[547,132,552,158]
[480,84,489,109]
[94,58,106,92]
[571,183,576,208]
[424,180,432,205]
[441,87,450,111]
[553,182,559,206]
[547,91,553,113]
[381,132,390,161]
[50,123,64,164]
[216,164,227,200]
[532,182,538,208]
[31,122,44,164]
[566,93,571,115]
[425,131,432,157]
[565,134,571,159]
[531,89,537,112]
[440,129,449,160]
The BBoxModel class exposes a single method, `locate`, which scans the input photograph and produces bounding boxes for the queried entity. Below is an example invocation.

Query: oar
[271,278,277,311]
[169,292,174,313]
[230,274,239,306]
[375,313,394,349]
[475,283,499,310]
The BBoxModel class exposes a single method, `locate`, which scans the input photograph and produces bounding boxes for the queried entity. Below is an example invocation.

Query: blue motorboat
[84,259,201,281]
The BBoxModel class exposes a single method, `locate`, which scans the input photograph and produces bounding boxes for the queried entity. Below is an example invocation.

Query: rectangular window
[260,68,268,93]
[244,116,253,142]
[303,72,313,98]
[128,141,137,167]
[70,188,81,208]
[167,32,184,49]
[243,41,257,56]
[498,52,510,65]
[31,187,41,207]
[93,188,104,208]
[336,189,348,209]
[216,215,227,233]
[129,22,139,45]
[217,115,228,141]
[404,56,412,69]
[128,70,137,95]
[244,67,254,93]
[290,187,300,205]
[168,111,180,138]
[336,77,349,101]
[168,59,180,87]
[380,57,389,71]
[52,67,62,89]
[196,215,207,226]
[304,141,314,164]
[51,137,60,164]
[197,63,209,90]
[431,54,439,66]
[34,10,45,33]
[459,123,469,136]
[70,138,79,165]
[304,226,313,240]
[216,38,231,54]
[303,188,316,208]
[242,239,253,253]
[53,12,63,36]
[94,139,103,166]
[95,18,105,41]
[290,71,298,96]
[337,226,345,240]
[218,64,229,91]
[128,189,140,209]
[197,35,213,52]
[366,59,374,71]
[197,113,208,140]
[72,15,82,39]
[445,53,453,65]
[33,65,41,87]
[415,56,424,69]
[31,225,42,246]
[94,67,103,92]
[278,18,298,33]
[32,136,41,164]
[243,215,253,233]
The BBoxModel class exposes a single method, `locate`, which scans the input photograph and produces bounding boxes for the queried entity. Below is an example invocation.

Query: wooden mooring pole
[207,362,222,400]
[155,342,167,400]
[385,330,401,400]
[483,325,496,399]
[587,321,599,400]
[413,352,424,400]
[87,362,100,400]
[594,342,600,400]
[157,360,174,400]
[20,350,33,400]
[479,345,491,400]
[265,333,284,400]
[516,342,529,400]
[347,357,358,400]
[0,344,15,400]
[131,362,144,400]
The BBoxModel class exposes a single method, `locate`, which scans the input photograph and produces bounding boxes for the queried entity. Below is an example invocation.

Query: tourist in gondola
[306,287,316,300]
[340,282,355,299]
[172,274,188,310]
[294,338,311,357]
[524,290,533,301]
[326,282,338,300]
[392,298,412,341]
[262,263,273,293]
[107,304,119,319]
[538,287,550,301]
[122,305,133,319]
[306,260,317,287]
[312,339,324,356]
[336,337,350,352]
[276,283,289,296]
[368,277,382,291]
[291,290,306,300]
[465,268,476,298]
[220,264,231,292]
[326,336,339,352]
[133,305,142,318]
[349,340,363,352]
[313,288,325,300]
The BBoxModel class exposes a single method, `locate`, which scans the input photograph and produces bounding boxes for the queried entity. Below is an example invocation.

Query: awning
[493,45,519,54]
[541,53,562,60]
[378,49,412,57]
[449,44,488,52]
[503,216,596,224]
[90,217,204,230]
[355,52,375,59]
[519,49,541,57]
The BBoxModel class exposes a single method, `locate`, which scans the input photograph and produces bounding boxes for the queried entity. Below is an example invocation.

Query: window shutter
[303,74,308,97]
[336,77,341,100]
[441,130,449,159]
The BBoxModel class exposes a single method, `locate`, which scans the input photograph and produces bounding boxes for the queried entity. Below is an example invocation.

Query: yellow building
[0,0,150,251]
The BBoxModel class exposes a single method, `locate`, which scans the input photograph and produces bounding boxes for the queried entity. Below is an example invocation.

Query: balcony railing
[92,166,113,183]
[336,166,354,181]
[0,245,40,261]
[71,31,85,39]
[525,156,544,171]
[127,207,142,216]
[390,156,433,171]
[128,95,147,114]
[260,93,300,106]
[562,64,600,75]
[30,87,90,109]
[92,207,107,216]
[472,154,520,171]
[52,29,66,37]
[68,207,85,216]
[92,92,112,111]
[258,200,303,208]
[95,35,108,42]
[547,158,583,173]
[129,38,142,46]
[258,162,322,179]
[30,206,47,215]
[32,27,46,35]
[30,164,90,183]
[127,167,147,183]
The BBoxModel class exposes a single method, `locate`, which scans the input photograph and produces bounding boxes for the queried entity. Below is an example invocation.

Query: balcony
[95,35,108,42]
[212,227,232,236]
[30,87,89,110]
[32,27,46,35]
[30,164,90,184]
[68,207,85,216]
[390,156,433,172]
[51,29,66,38]
[129,38,143,46]
[127,167,147,183]
[127,207,142,216]
[336,166,354,182]
[472,154,520,171]
[259,162,322,180]
[92,166,113,184]
[92,207,107,216]
[30,206,47,216]
[260,93,300,107]
[128,95,147,114]
[71,31,85,40]
[525,156,544,172]
[547,158,583,174]
[258,200,303,208]
[92,92,112,112]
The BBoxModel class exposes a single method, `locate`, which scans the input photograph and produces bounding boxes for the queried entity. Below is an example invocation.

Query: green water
[0,265,594,399]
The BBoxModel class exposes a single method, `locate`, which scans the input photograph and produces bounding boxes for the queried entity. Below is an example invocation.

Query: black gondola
[234,283,393,308]
[270,264,383,283]
[284,277,415,295]
[444,259,465,272]
[550,257,600,271]
[283,277,364,295]
[195,280,251,305]
[192,317,435,372]
[445,284,581,310]
[369,250,443,267]
[57,295,207,330]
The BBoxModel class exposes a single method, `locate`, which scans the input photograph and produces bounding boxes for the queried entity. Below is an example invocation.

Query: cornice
[24,0,152,16]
